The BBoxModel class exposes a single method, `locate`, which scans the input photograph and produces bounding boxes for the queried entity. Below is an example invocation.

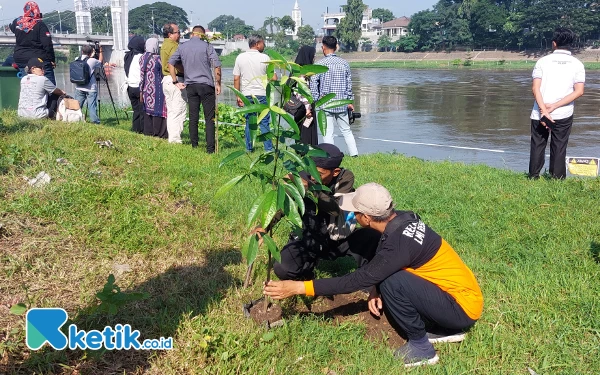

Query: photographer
[73,43,103,124]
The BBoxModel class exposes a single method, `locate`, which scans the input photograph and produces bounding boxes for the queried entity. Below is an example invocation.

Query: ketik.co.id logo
[26,308,173,350]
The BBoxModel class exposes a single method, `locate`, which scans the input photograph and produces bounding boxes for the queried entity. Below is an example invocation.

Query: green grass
[1,109,599,374]
[348,60,600,70]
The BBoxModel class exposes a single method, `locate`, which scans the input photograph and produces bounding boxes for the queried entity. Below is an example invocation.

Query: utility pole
[190,10,193,27]
[150,7,155,35]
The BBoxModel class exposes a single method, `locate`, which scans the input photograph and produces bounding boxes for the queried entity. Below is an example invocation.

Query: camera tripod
[94,64,126,125]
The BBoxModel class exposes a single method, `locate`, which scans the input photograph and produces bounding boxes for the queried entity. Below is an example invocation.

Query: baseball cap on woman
[336,183,394,217]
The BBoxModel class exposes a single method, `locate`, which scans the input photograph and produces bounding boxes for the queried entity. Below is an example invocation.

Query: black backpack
[69,57,91,85]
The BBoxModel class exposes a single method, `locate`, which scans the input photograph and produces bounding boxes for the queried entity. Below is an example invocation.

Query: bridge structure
[1,0,231,66]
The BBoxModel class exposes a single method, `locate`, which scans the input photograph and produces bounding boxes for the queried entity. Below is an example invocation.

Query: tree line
[383,0,600,52]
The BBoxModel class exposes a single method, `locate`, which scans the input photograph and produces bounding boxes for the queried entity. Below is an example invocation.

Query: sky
[1,0,438,32]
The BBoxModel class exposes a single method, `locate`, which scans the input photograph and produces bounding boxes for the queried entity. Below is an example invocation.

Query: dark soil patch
[249,299,283,327]
[295,291,406,349]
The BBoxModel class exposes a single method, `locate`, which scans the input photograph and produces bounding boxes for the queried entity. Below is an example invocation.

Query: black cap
[26,57,44,70]
[312,143,344,169]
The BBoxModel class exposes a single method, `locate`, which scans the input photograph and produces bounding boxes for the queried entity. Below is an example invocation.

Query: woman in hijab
[124,36,145,133]
[139,38,167,139]
[293,45,318,146]
[10,1,56,84]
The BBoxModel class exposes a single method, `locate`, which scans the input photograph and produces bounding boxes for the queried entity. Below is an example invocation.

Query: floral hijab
[16,2,42,33]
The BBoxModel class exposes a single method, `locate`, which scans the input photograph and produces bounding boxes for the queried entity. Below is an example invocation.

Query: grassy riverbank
[1,110,599,374]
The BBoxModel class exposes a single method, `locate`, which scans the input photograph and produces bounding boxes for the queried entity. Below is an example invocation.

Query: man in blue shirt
[169,25,222,153]
[310,36,358,157]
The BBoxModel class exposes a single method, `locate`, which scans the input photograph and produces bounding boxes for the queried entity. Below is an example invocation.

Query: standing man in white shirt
[529,28,585,180]
[233,35,274,152]
[73,44,102,124]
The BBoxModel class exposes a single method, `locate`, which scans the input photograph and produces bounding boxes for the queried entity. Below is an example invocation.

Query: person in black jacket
[9,1,56,84]
[270,143,381,281]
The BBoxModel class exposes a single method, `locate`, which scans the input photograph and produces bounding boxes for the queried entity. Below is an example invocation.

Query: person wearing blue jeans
[73,44,102,124]
[73,89,99,123]
[244,95,273,152]
[233,35,275,152]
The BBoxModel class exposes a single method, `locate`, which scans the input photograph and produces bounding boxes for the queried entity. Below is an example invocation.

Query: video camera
[86,39,102,56]
[348,108,362,125]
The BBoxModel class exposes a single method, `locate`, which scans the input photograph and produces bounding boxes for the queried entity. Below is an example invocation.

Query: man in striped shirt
[310,36,358,157]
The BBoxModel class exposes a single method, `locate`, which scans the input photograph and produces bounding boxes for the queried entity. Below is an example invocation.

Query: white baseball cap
[336,183,394,216]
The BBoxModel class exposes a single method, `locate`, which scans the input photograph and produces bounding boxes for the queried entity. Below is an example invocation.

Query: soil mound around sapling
[249,299,283,326]
[295,291,406,349]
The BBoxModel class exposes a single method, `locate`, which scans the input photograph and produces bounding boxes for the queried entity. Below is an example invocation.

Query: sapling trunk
[264,227,274,313]
[243,263,253,288]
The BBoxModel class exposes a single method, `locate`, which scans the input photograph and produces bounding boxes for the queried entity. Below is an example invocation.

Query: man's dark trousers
[379,270,476,340]
[529,116,573,179]
[187,83,216,153]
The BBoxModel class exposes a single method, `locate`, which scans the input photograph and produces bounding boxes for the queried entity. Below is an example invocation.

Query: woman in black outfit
[9,1,56,84]
[124,36,145,133]
[294,45,318,146]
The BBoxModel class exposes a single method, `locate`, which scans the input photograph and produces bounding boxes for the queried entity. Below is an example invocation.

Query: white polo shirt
[530,50,585,121]
[233,49,269,96]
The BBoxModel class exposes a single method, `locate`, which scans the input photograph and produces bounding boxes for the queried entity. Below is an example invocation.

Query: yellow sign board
[566,157,600,177]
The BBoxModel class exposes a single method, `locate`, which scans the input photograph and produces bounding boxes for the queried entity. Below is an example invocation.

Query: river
[53,66,600,172]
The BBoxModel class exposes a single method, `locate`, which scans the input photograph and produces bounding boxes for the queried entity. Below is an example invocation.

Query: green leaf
[286,194,303,229]
[280,75,289,85]
[246,233,259,266]
[261,234,280,263]
[266,82,277,108]
[290,172,305,197]
[282,84,292,104]
[283,182,305,216]
[270,106,288,116]
[306,147,328,158]
[247,193,267,227]
[303,156,321,184]
[257,108,270,124]
[219,150,246,167]
[266,50,291,72]
[321,99,352,110]
[214,175,245,198]
[277,183,286,211]
[298,64,329,76]
[317,110,327,139]
[278,112,301,137]
[266,63,275,81]
[289,77,313,103]
[289,143,310,156]
[228,86,251,106]
[281,149,305,168]
[236,103,269,116]
[314,93,336,108]
[10,303,27,315]
[262,331,275,342]
[260,190,278,228]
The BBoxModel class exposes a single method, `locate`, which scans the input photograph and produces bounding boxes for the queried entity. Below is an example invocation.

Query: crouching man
[272,143,381,282]
[264,183,483,368]
[18,57,65,119]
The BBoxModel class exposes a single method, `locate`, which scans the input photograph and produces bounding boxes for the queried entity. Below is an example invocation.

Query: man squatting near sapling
[265,183,484,368]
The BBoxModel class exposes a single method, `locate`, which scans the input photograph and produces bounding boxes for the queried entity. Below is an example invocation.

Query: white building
[322,6,379,37]
[286,0,302,36]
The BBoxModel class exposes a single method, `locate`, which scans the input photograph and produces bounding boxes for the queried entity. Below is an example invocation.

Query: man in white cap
[264,183,483,368]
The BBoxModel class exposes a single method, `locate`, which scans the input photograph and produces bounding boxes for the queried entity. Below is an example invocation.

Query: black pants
[273,228,381,281]
[186,83,216,153]
[127,86,144,133]
[47,93,59,119]
[143,113,167,139]
[529,116,573,179]
[379,270,476,340]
